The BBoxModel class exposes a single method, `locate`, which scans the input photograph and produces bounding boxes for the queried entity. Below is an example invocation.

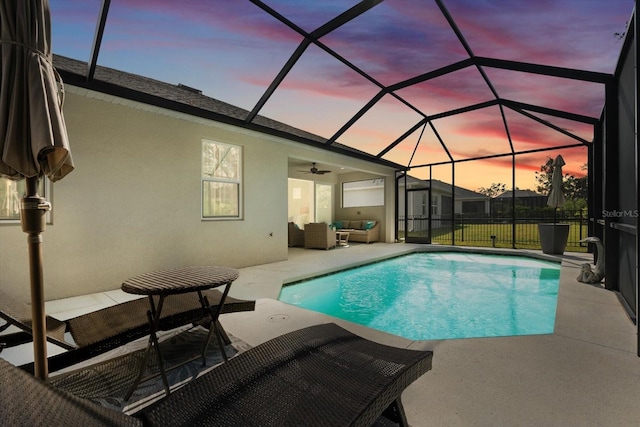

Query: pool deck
[3,243,639,425]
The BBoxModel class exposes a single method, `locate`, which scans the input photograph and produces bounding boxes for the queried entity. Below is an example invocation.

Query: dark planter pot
[538,223,570,255]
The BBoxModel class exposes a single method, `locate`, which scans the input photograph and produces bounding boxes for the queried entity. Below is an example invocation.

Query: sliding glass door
[288,178,332,227]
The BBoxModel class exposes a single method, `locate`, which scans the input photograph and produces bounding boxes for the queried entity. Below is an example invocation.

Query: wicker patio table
[121,265,239,400]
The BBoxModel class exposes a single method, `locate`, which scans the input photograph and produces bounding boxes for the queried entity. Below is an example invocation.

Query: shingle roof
[496,189,544,198]
[404,176,486,199]
[53,55,396,166]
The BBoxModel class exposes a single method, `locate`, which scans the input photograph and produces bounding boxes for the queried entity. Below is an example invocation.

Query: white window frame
[342,178,384,208]
[201,139,243,220]
[0,177,51,224]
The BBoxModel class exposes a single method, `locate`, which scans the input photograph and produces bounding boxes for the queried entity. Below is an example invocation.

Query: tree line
[477,157,588,211]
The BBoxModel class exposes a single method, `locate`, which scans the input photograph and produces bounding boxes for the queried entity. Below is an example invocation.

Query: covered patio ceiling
[51,0,633,187]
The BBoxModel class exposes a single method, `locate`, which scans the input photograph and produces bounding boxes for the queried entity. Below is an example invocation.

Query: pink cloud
[51,0,626,189]
[396,68,495,116]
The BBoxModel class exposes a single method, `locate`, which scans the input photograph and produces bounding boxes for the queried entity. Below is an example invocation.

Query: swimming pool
[278,252,561,340]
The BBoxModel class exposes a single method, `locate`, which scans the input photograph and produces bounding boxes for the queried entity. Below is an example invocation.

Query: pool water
[278,252,561,340]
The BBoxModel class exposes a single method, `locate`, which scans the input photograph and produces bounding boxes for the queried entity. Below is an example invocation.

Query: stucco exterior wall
[0,88,396,301]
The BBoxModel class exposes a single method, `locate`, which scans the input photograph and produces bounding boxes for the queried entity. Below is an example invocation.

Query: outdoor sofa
[335,219,380,243]
[0,289,255,372]
[0,323,434,426]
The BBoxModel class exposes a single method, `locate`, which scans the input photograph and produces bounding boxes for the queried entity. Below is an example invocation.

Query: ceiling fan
[299,162,331,175]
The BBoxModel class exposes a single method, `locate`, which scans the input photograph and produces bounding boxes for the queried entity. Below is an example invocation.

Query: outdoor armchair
[287,221,305,247]
[304,222,337,250]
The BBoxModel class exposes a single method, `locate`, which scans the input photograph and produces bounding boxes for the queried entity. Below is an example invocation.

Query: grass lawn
[404,222,589,252]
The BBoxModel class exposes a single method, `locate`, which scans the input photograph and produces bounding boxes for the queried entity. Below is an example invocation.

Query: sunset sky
[49,0,633,192]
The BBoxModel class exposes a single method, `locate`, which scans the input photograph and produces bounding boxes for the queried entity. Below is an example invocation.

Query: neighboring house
[430,179,490,216]
[398,177,489,231]
[492,190,547,212]
[399,177,489,216]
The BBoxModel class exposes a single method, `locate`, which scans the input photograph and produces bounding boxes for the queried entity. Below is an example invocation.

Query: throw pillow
[350,220,362,229]
[333,220,343,229]
[363,220,375,230]
[341,220,351,228]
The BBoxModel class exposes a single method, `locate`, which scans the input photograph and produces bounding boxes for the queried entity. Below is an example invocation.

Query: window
[462,200,485,214]
[201,140,242,219]
[441,195,452,215]
[342,178,384,208]
[0,177,49,222]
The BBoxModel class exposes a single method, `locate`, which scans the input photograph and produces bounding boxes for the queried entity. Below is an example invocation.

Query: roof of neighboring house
[496,189,545,198]
[402,176,487,199]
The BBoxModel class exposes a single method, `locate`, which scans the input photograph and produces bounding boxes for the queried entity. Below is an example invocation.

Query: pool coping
[281,245,563,287]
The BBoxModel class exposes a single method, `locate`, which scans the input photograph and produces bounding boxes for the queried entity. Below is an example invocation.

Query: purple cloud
[445,0,630,72]
[48,0,630,188]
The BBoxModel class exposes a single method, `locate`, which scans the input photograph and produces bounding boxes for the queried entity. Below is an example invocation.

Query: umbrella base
[538,223,570,255]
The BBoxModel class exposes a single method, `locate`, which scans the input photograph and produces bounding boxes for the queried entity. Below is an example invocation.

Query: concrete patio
[224,244,640,426]
[2,242,638,426]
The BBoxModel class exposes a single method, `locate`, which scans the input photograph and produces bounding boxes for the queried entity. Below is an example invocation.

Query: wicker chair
[0,289,255,372]
[0,323,433,427]
[304,222,337,250]
[287,221,305,247]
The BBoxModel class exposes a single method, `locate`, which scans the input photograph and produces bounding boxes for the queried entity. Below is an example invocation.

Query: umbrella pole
[20,176,51,380]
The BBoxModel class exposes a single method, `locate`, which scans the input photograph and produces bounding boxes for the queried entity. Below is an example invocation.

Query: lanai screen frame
[61,0,615,251]
[52,1,637,352]
[62,0,614,174]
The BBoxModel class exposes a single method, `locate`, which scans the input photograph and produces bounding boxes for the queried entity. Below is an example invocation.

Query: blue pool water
[278,252,561,340]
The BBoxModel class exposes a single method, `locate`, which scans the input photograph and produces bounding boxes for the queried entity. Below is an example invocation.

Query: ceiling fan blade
[295,163,332,174]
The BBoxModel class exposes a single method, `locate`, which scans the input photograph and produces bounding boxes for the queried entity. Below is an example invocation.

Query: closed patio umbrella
[0,0,74,380]
[547,154,565,222]
[539,155,570,254]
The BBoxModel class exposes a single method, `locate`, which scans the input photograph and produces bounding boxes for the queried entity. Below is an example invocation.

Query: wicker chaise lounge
[0,323,433,427]
[0,289,255,372]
